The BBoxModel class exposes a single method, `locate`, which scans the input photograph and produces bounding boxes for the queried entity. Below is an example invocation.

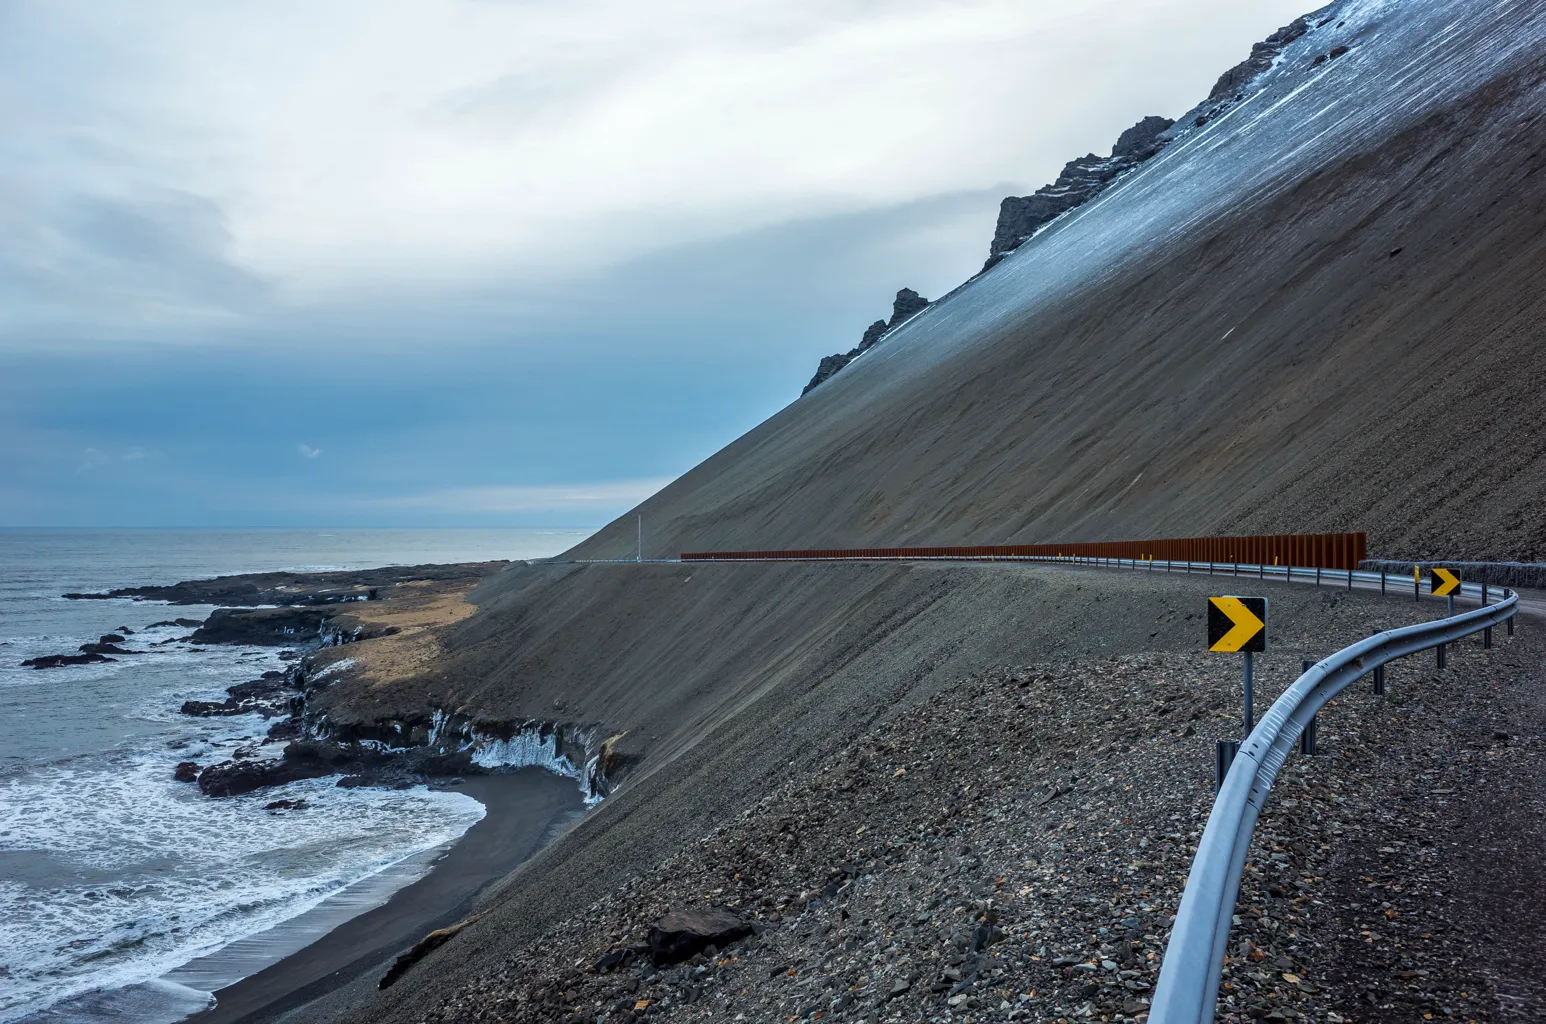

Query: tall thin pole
[637,514,642,562]
[1242,651,1255,736]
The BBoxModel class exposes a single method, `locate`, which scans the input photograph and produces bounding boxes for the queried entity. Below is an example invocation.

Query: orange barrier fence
[682,532,1367,571]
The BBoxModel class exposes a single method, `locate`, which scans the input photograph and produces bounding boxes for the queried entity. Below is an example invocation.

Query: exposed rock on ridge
[984,114,1174,271]
[798,12,1329,394]
[802,288,931,395]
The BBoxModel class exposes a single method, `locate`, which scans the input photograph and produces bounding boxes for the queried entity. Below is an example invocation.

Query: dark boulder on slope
[648,907,753,965]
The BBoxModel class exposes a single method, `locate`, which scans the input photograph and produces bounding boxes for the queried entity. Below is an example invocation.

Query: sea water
[0,528,589,1022]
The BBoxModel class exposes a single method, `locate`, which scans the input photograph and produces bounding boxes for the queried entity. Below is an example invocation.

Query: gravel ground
[396,603,1545,1024]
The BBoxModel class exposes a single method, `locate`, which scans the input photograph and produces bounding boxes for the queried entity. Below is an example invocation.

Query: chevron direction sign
[1429,567,1462,597]
[1208,596,1269,653]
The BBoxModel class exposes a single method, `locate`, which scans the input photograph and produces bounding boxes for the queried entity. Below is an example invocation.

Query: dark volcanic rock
[173,761,201,783]
[264,798,309,811]
[190,607,333,646]
[197,757,336,797]
[147,618,205,629]
[648,907,752,965]
[1208,17,1309,101]
[181,672,297,718]
[985,114,1174,270]
[803,290,932,395]
[889,287,929,327]
[64,562,508,607]
[78,641,138,656]
[21,652,114,669]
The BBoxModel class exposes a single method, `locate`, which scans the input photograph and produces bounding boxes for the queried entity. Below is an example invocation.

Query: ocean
[0,528,591,1023]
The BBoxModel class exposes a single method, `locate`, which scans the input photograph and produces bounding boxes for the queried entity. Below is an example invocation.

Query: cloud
[0,0,1314,349]
[374,478,675,514]
[299,444,323,459]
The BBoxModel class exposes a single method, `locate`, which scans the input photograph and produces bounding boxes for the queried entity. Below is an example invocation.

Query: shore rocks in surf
[196,740,366,797]
[802,288,932,395]
[20,633,146,667]
[62,561,507,607]
[648,907,753,965]
[191,607,334,646]
[181,671,298,718]
[196,738,479,797]
[21,652,115,669]
[264,798,309,811]
[173,761,201,783]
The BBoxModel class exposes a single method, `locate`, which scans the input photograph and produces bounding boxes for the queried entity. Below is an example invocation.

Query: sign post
[1208,596,1269,791]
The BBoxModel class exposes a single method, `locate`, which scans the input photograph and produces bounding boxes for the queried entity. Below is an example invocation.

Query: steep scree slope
[579,0,1546,563]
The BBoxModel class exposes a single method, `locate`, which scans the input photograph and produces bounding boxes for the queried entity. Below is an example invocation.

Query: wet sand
[188,770,585,1024]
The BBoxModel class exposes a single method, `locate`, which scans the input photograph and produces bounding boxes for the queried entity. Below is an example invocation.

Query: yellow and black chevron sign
[1429,567,1461,597]
[1208,596,1268,653]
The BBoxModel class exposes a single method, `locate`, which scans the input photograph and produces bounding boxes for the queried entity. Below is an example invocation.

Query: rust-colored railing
[681,532,1367,571]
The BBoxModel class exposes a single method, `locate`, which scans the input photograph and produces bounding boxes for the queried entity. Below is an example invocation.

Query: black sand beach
[190,771,585,1024]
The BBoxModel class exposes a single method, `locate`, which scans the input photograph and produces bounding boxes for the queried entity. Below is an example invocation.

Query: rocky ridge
[804,289,932,395]
[800,10,1336,394]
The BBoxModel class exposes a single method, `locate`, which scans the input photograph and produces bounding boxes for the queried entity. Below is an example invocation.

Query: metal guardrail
[593,545,1514,1016]
[1144,578,1519,1023]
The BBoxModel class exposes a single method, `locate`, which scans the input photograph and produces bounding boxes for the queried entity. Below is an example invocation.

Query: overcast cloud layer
[0,0,1311,527]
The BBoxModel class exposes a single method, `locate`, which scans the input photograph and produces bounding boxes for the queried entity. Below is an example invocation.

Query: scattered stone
[20,652,114,669]
[379,914,485,989]
[648,908,752,965]
[173,761,200,783]
[263,798,309,811]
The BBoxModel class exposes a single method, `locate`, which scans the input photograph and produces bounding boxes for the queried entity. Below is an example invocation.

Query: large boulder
[648,907,753,965]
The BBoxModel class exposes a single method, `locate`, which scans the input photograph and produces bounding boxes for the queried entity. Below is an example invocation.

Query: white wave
[0,753,484,1022]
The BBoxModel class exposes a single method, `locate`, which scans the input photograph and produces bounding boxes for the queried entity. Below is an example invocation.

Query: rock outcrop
[802,288,931,395]
[1205,17,1310,105]
[983,114,1174,271]
[798,14,1330,395]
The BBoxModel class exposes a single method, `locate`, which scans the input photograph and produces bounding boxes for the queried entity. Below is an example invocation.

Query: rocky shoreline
[30,561,624,805]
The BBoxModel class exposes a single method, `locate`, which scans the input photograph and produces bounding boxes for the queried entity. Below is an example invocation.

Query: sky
[0,0,1313,528]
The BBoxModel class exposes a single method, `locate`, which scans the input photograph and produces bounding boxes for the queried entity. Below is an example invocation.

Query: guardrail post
[1436,642,1447,669]
[1242,651,1255,735]
[1484,625,1493,649]
[1414,566,1420,602]
[1347,568,1353,591]
[1215,740,1239,794]
[1299,660,1318,754]
[1380,571,1386,596]
[1316,566,1321,586]
[1373,663,1385,695]
[1508,610,1515,636]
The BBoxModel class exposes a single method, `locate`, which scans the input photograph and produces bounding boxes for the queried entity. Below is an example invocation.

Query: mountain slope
[576,0,1546,563]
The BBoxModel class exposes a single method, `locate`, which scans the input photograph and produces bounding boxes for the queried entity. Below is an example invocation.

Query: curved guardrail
[1147,587,1519,1023]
